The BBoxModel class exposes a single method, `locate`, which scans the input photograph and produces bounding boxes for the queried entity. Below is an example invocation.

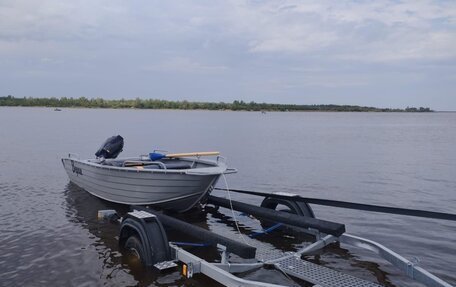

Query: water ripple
[1,109,455,286]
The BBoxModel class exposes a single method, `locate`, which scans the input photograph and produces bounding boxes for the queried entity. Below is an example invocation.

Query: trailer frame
[112,190,454,287]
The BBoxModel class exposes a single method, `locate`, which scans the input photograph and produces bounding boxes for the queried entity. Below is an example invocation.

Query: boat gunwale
[62,157,227,175]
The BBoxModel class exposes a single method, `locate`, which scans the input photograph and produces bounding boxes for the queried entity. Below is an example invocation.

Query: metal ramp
[274,255,381,287]
[208,211,382,287]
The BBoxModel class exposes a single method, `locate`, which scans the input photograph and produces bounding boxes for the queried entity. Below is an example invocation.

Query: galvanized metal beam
[170,244,286,287]
[340,234,453,287]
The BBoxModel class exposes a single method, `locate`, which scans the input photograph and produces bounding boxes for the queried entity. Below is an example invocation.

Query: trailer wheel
[260,197,315,228]
[119,216,170,267]
[124,235,145,263]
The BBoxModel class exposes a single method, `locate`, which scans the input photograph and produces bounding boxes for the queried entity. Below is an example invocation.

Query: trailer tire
[120,216,170,267]
[125,235,145,262]
[260,197,315,228]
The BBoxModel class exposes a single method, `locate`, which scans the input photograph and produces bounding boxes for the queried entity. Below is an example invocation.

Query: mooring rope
[220,173,254,248]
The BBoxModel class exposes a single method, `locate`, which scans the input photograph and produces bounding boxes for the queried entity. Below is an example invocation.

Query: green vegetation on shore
[0,95,432,112]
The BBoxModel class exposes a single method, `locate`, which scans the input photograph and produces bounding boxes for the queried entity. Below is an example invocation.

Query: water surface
[0,107,455,286]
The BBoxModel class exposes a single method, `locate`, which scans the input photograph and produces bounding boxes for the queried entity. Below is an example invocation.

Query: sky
[1,0,455,110]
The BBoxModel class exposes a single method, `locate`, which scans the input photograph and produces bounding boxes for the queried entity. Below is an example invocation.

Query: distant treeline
[0,95,433,112]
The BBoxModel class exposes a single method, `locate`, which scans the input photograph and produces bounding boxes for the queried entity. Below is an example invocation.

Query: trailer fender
[119,213,170,266]
[260,197,315,229]
[260,197,315,217]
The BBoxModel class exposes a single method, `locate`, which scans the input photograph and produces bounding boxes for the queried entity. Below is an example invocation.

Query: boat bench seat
[144,162,192,170]
[102,159,192,170]
[102,160,125,167]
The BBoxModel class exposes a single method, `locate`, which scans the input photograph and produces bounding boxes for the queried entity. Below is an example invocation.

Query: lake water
[0,107,455,286]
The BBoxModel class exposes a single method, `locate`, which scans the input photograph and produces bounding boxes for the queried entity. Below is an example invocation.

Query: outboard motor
[95,135,124,159]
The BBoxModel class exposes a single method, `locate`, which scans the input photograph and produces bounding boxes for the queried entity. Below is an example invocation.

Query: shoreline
[0,96,433,113]
[0,105,447,112]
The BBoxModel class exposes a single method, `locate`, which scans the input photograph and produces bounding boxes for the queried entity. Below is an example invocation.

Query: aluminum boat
[62,136,236,212]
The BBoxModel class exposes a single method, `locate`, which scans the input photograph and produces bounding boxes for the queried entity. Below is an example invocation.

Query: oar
[149,151,220,161]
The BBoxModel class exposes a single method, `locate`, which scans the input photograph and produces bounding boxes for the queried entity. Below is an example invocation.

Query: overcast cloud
[1,0,455,110]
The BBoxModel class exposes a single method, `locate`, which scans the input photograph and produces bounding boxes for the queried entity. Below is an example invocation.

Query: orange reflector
[182,264,188,277]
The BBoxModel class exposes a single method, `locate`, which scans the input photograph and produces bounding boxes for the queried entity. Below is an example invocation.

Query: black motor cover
[95,135,124,159]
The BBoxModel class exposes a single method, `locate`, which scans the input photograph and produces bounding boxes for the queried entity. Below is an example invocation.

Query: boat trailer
[102,188,455,287]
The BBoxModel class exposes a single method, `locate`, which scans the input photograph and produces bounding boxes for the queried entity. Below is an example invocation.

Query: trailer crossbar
[208,195,345,236]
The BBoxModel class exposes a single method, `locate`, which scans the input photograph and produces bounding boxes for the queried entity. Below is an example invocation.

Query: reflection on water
[64,182,224,286]
[64,183,179,286]
[64,183,139,285]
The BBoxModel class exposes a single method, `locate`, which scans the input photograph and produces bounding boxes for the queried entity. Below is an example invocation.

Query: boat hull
[62,158,222,212]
